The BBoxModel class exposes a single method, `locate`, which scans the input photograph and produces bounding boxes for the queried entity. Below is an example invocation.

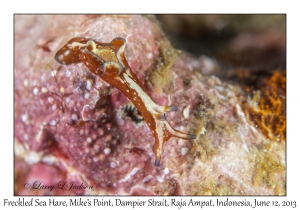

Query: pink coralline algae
[14,15,285,195]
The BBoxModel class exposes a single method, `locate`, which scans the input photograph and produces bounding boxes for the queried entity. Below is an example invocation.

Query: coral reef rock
[14,15,285,195]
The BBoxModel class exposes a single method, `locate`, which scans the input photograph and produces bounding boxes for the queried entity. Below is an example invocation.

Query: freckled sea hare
[14,15,285,195]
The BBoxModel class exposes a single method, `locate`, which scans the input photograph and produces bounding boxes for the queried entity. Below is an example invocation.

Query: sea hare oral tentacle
[55,37,197,165]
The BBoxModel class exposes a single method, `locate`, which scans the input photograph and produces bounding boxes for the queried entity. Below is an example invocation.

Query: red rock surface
[14,15,285,195]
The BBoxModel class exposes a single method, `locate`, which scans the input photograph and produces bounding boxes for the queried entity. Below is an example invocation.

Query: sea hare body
[54,37,196,166]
